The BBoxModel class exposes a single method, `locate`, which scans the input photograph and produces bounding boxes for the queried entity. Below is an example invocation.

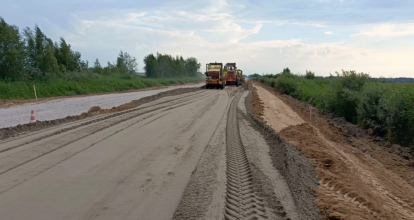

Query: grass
[0,75,203,100]
[255,72,414,149]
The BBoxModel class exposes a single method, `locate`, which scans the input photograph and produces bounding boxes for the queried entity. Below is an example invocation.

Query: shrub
[255,70,414,148]
[274,73,298,97]
[357,83,387,135]
[330,70,370,123]
[378,86,414,147]
[305,70,315,79]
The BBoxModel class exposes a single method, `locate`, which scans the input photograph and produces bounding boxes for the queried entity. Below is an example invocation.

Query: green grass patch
[0,75,203,100]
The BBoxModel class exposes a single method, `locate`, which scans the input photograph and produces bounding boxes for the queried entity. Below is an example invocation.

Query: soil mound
[253,81,414,219]
[87,106,101,113]
[281,123,414,219]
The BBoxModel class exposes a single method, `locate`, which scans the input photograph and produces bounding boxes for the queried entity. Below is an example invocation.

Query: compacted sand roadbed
[0,86,303,220]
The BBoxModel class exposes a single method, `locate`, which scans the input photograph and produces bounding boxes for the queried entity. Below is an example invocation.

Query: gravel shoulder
[0,83,203,128]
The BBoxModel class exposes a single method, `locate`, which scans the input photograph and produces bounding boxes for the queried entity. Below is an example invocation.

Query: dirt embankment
[246,83,321,220]
[253,81,414,220]
[0,87,202,140]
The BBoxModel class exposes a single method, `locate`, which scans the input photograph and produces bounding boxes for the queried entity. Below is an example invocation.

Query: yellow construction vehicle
[224,63,240,86]
[205,62,225,89]
[236,69,244,84]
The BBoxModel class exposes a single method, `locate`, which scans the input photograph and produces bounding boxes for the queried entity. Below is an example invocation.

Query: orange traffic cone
[30,110,36,123]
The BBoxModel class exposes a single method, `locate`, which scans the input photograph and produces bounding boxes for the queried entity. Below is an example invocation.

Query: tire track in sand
[0,90,216,176]
[224,90,269,220]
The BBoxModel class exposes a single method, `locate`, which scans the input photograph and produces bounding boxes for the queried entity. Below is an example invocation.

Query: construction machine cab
[205,63,225,89]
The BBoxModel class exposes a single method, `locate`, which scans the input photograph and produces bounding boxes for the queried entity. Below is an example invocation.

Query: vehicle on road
[224,63,240,87]
[236,69,244,84]
[205,62,225,89]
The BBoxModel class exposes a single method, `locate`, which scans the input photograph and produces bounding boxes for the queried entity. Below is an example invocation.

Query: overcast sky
[2,0,414,77]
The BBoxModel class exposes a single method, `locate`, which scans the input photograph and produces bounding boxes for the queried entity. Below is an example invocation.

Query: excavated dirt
[0,87,202,140]
[246,84,321,220]
[251,89,264,121]
[257,82,414,187]
[254,85,304,131]
[253,81,414,220]
[238,92,299,220]
[281,123,414,220]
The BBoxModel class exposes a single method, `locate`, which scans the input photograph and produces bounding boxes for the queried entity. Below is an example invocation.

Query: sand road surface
[0,86,303,220]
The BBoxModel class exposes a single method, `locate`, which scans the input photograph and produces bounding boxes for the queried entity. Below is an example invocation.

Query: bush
[330,70,370,123]
[305,70,315,79]
[255,69,414,148]
[378,85,414,147]
[357,83,387,135]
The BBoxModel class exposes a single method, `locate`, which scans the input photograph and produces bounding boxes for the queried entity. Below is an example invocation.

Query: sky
[1,0,414,77]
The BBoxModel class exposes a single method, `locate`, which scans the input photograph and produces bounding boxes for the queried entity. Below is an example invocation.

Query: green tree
[282,67,290,74]
[93,58,102,73]
[143,53,201,78]
[22,26,60,79]
[0,17,25,80]
[143,53,157,78]
[184,57,200,77]
[117,51,138,74]
[305,70,315,79]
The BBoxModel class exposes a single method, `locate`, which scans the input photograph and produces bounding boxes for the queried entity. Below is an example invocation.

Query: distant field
[0,76,203,100]
[254,72,414,149]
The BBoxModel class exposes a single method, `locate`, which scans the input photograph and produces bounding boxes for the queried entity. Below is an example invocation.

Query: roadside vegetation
[0,77,201,99]
[252,69,414,149]
[0,17,203,99]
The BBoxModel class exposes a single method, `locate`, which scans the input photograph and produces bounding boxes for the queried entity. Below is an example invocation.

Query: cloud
[353,23,414,38]
[46,0,414,77]
[68,11,380,73]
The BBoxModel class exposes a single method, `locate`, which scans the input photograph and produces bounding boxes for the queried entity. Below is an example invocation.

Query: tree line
[0,17,201,81]
[143,53,201,78]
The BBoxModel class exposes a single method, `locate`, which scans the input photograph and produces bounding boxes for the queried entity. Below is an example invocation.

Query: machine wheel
[236,79,239,87]
[206,85,209,89]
